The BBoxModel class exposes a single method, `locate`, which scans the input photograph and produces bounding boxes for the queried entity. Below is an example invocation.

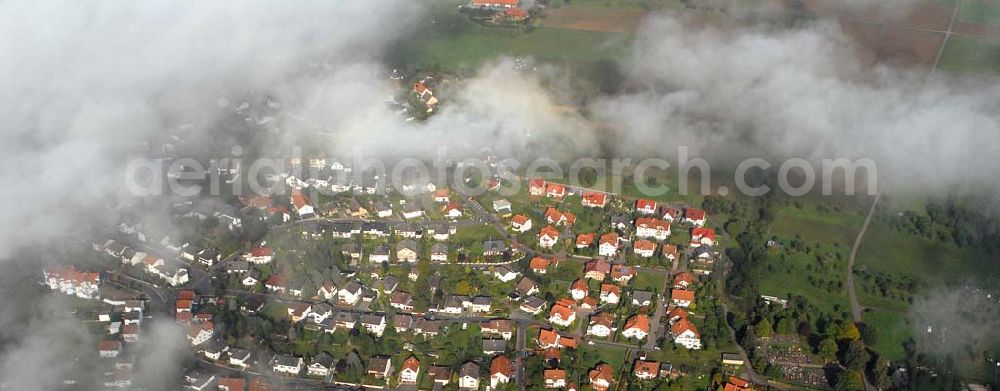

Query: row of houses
[95,240,189,286]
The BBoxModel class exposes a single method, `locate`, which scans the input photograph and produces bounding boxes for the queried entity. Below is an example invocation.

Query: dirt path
[846,187,882,391]
[928,0,965,83]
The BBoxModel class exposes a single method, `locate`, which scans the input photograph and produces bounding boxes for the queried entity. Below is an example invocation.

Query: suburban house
[538,225,561,249]
[690,227,717,247]
[245,246,274,264]
[672,319,702,349]
[516,277,539,297]
[458,362,481,390]
[290,190,314,218]
[390,291,414,311]
[598,233,619,257]
[490,355,515,389]
[307,353,335,377]
[584,259,611,280]
[671,289,695,307]
[471,296,493,313]
[633,240,657,258]
[622,314,650,340]
[662,244,680,261]
[481,319,514,340]
[265,274,288,294]
[399,356,420,384]
[402,203,424,219]
[684,208,707,227]
[394,314,414,333]
[635,199,657,215]
[483,339,507,355]
[286,302,312,323]
[632,290,654,307]
[368,356,392,379]
[544,368,567,388]
[396,240,418,263]
[186,322,214,346]
[529,257,552,274]
[431,242,449,263]
[570,279,589,301]
[610,265,637,284]
[662,207,681,222]
[227,349,252,369]
[581,191,608,208]
[576,233,595,249]
[428,366,453,386]
[634,360,660,380]
[599,284,621,304]
[544,207,576,226]
[548,303,576,327]
[545,182,566,198]
[318,281,338,301]
[360,314,387,337]
[375,201,393,218]
[339,281,363,305]
[635,217,671,241]
[43,265,100,300]
[588,364,614,391]
[519,296,546,314]
[587,312,614,337]
[433,188,450,203]
[370,245,391,264]
[492,199,512,215]
[528,178,546,195]
[667,307,689,324]
[673,272,695,289]
[272,354,303,375]
[493,266,518,282]
[442,202,464,219]
[98,340,122,358]
[511,214,533,233]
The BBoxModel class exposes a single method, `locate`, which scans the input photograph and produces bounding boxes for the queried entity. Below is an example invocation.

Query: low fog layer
[1,0,998,389]
[594,17,1000,193]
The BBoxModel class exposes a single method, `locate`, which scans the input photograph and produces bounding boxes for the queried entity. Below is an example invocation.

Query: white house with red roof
[43,265,101,300]
[187,322,214,346]
[671,289,695,308]
[690,227,716,247]
[683,208,707,227]
[598,233,619,257]
[622,314,650,340]
[511,214,532,233]
[671,319,702,349]
[290,190,313,217]
[245,246,274,264]
[570,279,589,301]
[399,356,420,384]
[581,191,608,208]
[548,304,576,327]
[599,284,620,304]
[662,207,681,222]
[635,199,657,215]
[528,179,546,196]
[633,240,656,258]
[538,226,560,249]
[545,183,566,198]
[635,218,671,241]
[443,202,464,219]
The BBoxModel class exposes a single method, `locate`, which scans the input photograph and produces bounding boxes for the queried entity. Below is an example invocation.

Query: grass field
[855,221,999,363]
[958,0,1000,23]
[938,35,1000,75]
[771,205,864,248]
[633,269,667,292]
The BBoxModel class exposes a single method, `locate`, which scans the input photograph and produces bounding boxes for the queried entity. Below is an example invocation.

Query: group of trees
[885,195,1000,255]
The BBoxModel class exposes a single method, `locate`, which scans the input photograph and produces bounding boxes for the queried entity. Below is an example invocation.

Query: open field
[855,222,997,285]
[771,205,864,248]
[938,35,1000,74]
[958,0,1000,24]
[539,5,652,33]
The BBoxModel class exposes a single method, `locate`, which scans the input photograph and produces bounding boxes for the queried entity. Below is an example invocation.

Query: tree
[858,322,878,346]
[840,340,867,370]
[753,318,774,339]
[835,370,864,391]
[818,337,838,362]
[837,321,861,341]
